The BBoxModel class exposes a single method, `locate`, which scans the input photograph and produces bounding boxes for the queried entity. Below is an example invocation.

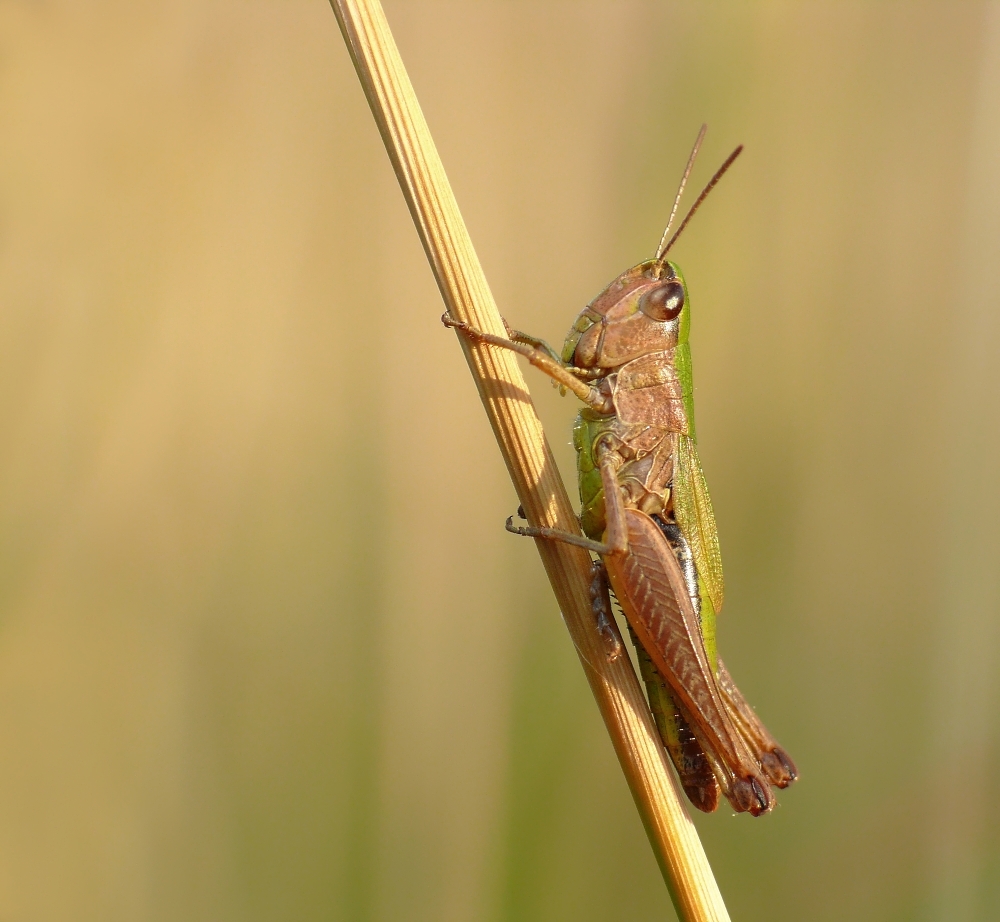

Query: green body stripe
[698,580,718,674]
[674,343,697,442]
[631,624,690,771]
[574,412,610,541]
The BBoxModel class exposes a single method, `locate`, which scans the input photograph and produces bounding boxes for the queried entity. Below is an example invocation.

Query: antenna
[655,124,707,260]
[659,144,743,259]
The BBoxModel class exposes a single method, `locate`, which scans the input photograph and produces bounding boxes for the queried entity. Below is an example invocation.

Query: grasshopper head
[563,131,740,373]
[561,258,690,371]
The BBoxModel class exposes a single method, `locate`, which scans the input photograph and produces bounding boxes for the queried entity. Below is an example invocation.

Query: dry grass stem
[328,2,731,918]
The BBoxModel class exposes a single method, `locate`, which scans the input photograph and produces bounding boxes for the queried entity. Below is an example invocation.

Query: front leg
[504,327,564,364]
[502,520,623,662]
[503,446,630,558]
[442,314,613,414]
[504,516,613,555]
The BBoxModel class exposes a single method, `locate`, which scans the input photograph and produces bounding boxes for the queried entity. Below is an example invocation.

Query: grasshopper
[445,127,796,816]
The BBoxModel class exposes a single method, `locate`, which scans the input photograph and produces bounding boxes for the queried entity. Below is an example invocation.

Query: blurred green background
[2,1,999,919]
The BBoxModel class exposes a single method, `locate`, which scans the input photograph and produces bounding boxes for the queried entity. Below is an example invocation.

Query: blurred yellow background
[2,1,999,919]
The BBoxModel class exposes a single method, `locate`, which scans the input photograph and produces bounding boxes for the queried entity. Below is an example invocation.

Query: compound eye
[640,281,684,321]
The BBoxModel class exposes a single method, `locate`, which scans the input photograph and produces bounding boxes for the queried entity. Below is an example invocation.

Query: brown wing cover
[605,507,773,815]
[717,658,799,788]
